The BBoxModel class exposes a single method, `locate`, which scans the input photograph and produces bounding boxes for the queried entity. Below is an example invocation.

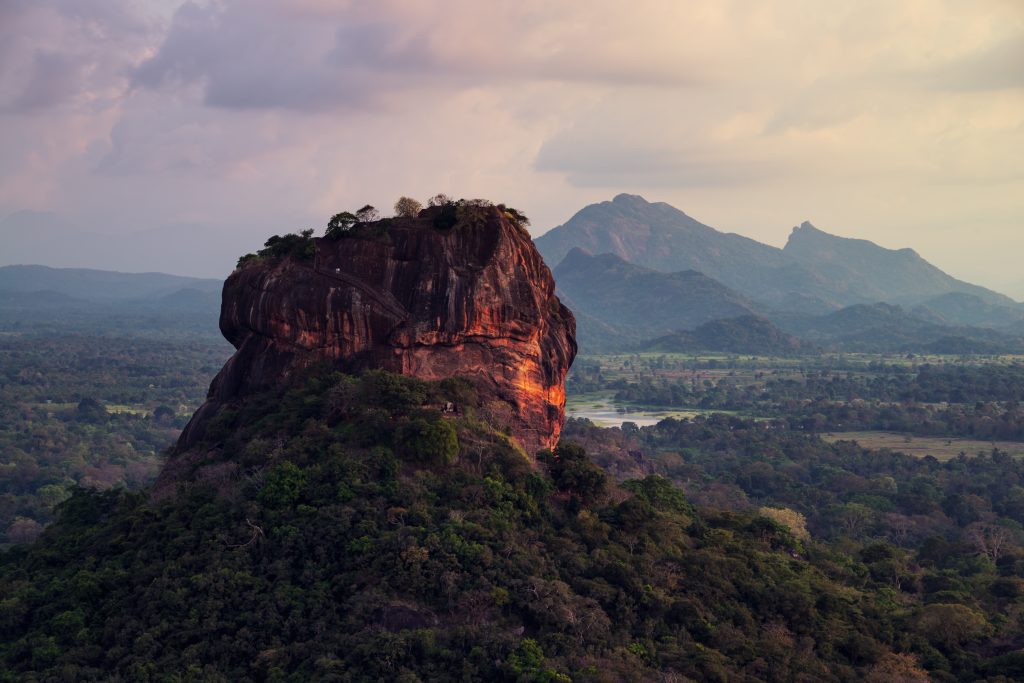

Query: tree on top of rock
[326,212,357,239]
[394,196,423,218]
[356,205,380,222]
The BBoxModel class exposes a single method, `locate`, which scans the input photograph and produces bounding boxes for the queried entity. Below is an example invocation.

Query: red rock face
[177,206,576,457]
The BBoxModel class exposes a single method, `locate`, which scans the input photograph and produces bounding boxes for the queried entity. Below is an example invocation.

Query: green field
[821,431,1024,460]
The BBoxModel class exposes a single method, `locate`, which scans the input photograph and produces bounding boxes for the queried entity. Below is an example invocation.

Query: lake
[565,392,738,428]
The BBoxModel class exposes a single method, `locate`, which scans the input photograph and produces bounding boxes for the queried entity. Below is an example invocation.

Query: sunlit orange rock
[177,203,576,457]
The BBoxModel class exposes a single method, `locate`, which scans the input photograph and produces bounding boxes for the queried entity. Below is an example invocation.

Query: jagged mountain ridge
[535,194,1017,316]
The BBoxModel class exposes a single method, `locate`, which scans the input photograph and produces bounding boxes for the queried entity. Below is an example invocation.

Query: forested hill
[0,367,961,681]
[642,315,805,355]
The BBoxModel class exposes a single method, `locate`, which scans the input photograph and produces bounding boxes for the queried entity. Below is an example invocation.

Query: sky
[1,0,1022,294]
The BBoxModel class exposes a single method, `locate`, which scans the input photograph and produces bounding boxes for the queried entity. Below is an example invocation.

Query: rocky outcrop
[176,204,576,458]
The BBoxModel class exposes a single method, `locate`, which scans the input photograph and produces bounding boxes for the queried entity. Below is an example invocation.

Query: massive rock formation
[176,203,576,458]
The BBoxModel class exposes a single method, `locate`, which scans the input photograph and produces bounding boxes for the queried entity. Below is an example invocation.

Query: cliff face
[177,205,576,458]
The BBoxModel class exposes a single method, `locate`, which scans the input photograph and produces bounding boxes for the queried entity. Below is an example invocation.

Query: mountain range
[0,264,224,339]
[536,194,1024,353]
[4,195,1021,355]
[536,194,1017,313]
[0,264,221,302]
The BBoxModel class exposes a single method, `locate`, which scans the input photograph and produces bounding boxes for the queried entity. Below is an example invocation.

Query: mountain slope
[911,292,1024,330]
[552,248,760,349]
[784,222,1016,307]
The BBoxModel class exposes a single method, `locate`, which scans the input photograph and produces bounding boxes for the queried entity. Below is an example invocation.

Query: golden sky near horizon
[1,0,1022,292]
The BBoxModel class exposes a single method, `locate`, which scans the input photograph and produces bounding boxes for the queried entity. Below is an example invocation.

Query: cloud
[130,0,710,112]
[535,114,779,189]
[927,37,1024,92]
[0,0,1022,290]
[0,0,154,114]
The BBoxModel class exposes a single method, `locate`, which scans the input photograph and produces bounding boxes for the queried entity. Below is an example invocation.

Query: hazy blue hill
[0,210,241,278]
[0,289,86,308]
[0,264,221,302]
[552,248,760,349]
[777,302,1024,353]
[911,291,1024,329]
[0,266,223,340]
[642,315,806,355]
[784,222,1016,307]
[155,287,222,309]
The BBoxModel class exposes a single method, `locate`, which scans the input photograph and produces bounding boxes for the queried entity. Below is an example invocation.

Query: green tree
[395,418,458,465]
[355,204,380,222]
[258,461,307,508]
[326,212,357,239]
[545,441,608,505]
[394,197,423,218]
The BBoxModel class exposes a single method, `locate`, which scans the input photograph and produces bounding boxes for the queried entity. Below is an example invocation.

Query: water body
[565,393,731,428]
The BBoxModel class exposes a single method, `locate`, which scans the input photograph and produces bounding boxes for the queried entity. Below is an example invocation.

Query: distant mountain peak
[792,220,820,233]
[555,246,596,271]
[786,221,923,259]
[611,192,649,205]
